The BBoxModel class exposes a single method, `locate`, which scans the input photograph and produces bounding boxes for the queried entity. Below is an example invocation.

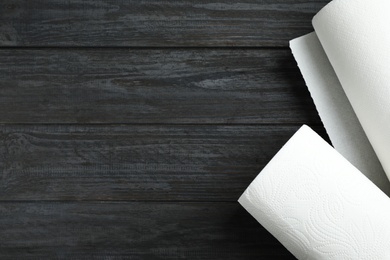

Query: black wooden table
[0,1,330,259]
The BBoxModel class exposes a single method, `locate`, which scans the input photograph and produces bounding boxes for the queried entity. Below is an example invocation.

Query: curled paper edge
[289,33,390,195]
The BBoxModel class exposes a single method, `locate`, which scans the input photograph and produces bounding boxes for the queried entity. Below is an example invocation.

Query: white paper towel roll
[290,0,390,194]
[312,0,390,182]
[239,125,390,259]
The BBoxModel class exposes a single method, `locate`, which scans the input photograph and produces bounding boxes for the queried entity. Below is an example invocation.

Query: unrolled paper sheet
[290,33,390,195]
[239,125,390,259]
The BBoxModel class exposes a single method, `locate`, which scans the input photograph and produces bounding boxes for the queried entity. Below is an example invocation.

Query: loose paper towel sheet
[239,125,390,259]
[290,33,390,195]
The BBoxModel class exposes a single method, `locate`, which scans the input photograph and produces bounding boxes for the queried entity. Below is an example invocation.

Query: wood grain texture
[0,48,321,125]
[0,0,329,257]
[0,124,328,201]
[0,201,294,259]
[0,0,328,47]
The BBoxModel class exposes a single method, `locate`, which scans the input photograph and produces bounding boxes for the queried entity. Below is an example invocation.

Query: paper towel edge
[238,124,313,205]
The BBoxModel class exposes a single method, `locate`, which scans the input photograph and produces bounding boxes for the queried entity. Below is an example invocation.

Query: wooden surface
[2,0,328,47]
[0,0,330,259]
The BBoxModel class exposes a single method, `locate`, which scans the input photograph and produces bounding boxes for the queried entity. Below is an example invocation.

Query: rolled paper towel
[290,0,390,194]
[239,125,390,259]
[313,0,390,182]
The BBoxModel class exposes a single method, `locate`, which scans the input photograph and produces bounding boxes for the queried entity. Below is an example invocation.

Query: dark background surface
[0,1,331,258]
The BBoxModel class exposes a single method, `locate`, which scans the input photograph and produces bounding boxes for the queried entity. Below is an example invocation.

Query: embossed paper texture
[239,125,390,259]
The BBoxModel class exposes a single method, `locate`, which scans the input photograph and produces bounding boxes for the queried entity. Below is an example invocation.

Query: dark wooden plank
[0,124,328,201]
[0,0,328,47]
[0,201,294,259]
[0,48,321,125]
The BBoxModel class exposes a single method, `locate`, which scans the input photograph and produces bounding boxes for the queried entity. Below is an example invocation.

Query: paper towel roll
[290,0,390,194]
[312,0,390,182]
[239,125,390,259]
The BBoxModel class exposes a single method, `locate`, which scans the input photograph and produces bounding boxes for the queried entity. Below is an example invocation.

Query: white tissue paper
[290,0,390,194]
[290,33,390,195]
[312,0,390,180]
[239,125,390,259]
[239,0,390,258]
